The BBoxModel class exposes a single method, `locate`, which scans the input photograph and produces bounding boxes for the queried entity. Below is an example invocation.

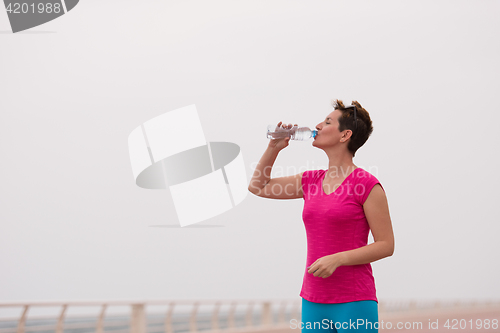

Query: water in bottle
[267,124,317,141]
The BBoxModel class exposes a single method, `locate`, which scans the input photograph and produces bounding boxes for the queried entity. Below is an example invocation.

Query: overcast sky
[1,0,499,308]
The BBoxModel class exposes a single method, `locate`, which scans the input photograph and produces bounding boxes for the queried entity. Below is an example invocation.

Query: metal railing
[0,299,300,333]
[378,298,500,314]
[1,298,499,333]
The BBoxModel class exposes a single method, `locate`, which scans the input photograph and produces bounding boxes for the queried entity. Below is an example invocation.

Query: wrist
[266,146,281,156]
[334,252,348,267]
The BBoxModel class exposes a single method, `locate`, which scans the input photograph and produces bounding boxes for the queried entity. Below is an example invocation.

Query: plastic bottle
[267,124,318,141]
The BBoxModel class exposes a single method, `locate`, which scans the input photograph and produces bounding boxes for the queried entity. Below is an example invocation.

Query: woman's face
[312,109,346,148]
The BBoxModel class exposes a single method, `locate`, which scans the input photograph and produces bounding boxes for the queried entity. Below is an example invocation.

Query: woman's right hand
[268,122,298,151]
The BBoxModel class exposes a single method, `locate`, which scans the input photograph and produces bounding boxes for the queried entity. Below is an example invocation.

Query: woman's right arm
[247,122,304,200]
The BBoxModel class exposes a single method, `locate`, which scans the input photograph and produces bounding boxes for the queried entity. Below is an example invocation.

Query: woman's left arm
[338,184,395,266]
[307,184,394,278]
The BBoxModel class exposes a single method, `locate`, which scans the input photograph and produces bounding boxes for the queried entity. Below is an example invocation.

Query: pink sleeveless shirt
[300,168,384,304]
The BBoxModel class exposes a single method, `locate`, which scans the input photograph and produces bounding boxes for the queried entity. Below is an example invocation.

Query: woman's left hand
[307,253,344,278]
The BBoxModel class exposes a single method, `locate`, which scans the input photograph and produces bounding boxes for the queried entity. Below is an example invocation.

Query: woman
[248,100,394,333]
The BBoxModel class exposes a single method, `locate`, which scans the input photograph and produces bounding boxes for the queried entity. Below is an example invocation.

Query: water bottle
[267,124,318,141]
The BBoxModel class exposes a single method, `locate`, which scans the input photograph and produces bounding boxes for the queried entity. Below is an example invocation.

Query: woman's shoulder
[352,167,385,199]
[353,167,380,182]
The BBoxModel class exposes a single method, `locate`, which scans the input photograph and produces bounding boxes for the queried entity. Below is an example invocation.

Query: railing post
[261,302,272,326]
[278,301,286,324]
[17,305,29,333]
[56,304,67,333]
[211,301,221,331]
[189,302,199,333]
[131,303,146,333]
[291,301,299,322]
[165,302,175,333]
[96,304,107,333]
[245,301,254,327]
[227,302,237,329]
[409,300,417,313]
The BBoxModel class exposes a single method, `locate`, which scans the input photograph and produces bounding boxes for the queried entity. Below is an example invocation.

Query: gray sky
[1,0,499,304]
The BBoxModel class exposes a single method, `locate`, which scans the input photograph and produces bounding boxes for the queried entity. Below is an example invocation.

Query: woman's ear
[341,129,353,142]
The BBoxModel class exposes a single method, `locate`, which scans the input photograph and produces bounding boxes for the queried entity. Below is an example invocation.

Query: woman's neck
[324,149,356,179]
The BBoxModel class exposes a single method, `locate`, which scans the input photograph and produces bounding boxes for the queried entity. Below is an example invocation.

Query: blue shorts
[300,298,379,333]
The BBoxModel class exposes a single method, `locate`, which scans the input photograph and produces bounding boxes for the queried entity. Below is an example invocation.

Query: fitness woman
[248,99,395,333]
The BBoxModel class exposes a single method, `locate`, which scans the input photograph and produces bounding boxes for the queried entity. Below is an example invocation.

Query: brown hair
[331,99,373,157]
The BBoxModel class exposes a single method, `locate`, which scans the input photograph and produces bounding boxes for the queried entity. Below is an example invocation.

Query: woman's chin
[312,140,323,149]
